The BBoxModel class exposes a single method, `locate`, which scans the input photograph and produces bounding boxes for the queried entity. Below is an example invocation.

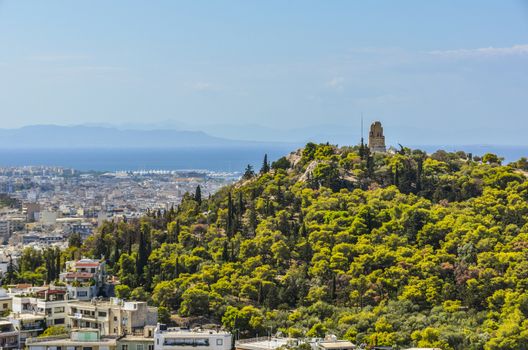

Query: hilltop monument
[368,121,386,153]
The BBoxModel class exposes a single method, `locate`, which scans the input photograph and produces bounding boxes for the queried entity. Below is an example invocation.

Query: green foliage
[31,143,528,349]
[40,325,68,337]
[115,284,131,299]
[271,157,291,170]
[158,306,172,324]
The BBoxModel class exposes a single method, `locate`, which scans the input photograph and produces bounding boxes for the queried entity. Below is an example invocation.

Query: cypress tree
[227,192,234,238]
[260,154,270,174]
[55,248,61,281]
[195,185,202,205]
[237,192,244,218]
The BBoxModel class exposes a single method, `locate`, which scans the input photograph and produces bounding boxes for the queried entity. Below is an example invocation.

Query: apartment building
[11,288,69,327]
[116,326,155,350]
[26,328,119,350]
[60,258,107,300]
[9,313,46,346]
[154,325,232,350]
[0,319,18,349]
[68,298,158,336]
[0,220,10,241]
[0,288,12,314]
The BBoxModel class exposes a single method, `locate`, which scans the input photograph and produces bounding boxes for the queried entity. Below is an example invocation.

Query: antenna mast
[360,113,364,145]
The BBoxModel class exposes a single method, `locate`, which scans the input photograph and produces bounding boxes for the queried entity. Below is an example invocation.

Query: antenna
[360,113,364,145]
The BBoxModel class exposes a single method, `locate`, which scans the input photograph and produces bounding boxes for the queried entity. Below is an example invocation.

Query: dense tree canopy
[9,144,528,349]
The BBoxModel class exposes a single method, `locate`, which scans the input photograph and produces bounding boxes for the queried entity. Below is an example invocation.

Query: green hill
[17,143,528,349]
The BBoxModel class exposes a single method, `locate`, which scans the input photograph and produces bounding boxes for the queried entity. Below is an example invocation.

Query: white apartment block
[154,325,232,350]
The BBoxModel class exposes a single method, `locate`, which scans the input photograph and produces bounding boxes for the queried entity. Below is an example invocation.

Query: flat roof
[27,338,117,347]
[236,338,291,350]
[160,329,231,336]
[319,341,356,349]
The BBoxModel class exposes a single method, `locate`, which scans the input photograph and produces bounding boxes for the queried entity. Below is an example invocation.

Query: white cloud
[428,44,528,58]
[325,76,345,89]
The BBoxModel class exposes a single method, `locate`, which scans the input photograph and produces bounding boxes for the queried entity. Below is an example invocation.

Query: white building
[0,289,12,314]
[11,288,69,327]
[26,328,119,350]
[60,258,107,300]
[0,319,18,349]
[154,325,232,350]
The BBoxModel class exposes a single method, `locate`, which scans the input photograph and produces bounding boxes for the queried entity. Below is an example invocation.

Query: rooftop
[318,341,356,349]
[158,327,230,336]
[236,337,296,350]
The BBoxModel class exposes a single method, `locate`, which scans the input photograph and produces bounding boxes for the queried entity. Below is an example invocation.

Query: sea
[0,145,526,172]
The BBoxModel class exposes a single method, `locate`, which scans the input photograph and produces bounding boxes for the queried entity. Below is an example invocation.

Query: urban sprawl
[0,166,432,350]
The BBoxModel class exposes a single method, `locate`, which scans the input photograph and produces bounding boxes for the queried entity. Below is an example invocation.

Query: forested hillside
[13,144,528,349]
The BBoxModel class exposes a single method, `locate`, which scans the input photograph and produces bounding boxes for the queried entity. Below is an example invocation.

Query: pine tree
[243,164,255,179]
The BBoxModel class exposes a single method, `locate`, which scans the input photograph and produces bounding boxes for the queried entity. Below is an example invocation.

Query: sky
[0,1,527,145]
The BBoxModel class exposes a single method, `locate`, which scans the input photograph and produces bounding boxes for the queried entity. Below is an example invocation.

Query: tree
[39,325,68,338]
[195,185,202,205]
[271,157,291,170]
[179,286,210,316]
[482,153,502,165]
[158,306,172,324]
[243,165,255,179]
[115,284,131,299]
[260,154,270,174]
[68,233,82,248]
[117,253,137,287]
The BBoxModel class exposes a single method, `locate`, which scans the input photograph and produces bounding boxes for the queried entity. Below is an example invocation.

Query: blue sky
[0,1,527,144]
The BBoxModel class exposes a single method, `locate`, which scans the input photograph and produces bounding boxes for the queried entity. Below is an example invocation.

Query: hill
[0,125,272,148]
[14,143,528,349]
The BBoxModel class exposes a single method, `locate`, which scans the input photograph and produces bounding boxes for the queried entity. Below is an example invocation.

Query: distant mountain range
[0,125,295,149]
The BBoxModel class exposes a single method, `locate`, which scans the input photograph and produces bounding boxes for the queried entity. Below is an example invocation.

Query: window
[136,345,143,350]
[195,339,209,346]
[54,307,65,313]
[77,291,88,297]
[148,345,154,350]
[2,303,7,309]
[162,338,213,347]
[122,345,128,350]
[216,339,223,346]
[98,311,107,317]
[54,318,65,325]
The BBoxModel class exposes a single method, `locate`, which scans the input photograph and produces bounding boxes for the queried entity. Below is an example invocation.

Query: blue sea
[0,145,526,172]
[0,146,296,172]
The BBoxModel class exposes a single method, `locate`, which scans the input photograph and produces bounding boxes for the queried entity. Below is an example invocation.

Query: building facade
[60,258,107,300]
[68,299,158,336]
[26,328,119,350]
[154,325,232,350]
[0,319,19,349]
